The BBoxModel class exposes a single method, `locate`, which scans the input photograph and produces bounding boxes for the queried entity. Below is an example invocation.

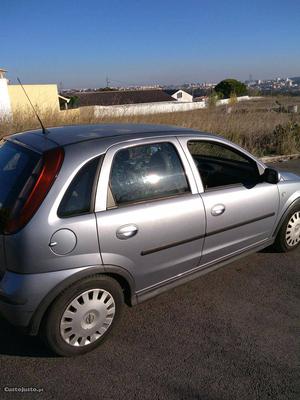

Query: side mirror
[263,167,280,184]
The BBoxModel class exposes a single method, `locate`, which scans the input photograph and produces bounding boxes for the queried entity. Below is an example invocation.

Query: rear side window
[109,142,190,207]
[58,157,100,218]
[0,141,41,228]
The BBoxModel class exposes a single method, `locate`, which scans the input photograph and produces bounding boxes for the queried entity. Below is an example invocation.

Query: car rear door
[178,137,280,266]
[95,137,206,292]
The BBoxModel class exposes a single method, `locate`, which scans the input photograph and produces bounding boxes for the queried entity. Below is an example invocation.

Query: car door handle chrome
[211,204,226,216]
[116,224,138,240]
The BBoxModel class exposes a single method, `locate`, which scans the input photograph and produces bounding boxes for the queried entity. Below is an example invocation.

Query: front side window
[187,140,260,189]
[58,157,100,218]
[109,142,190,207]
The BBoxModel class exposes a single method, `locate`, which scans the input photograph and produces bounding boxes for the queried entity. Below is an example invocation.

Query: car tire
[273,205,300,252]
[42,275,123,357]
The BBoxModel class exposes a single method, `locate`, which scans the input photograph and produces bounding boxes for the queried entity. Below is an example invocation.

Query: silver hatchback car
[0,124,299,356]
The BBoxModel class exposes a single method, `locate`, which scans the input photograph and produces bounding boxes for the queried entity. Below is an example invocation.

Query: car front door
[178,137,280,266]
[94,138,206,293]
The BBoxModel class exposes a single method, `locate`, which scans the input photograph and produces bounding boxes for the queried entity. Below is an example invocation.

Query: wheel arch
[28,265,136,336]
[273,196,300,238]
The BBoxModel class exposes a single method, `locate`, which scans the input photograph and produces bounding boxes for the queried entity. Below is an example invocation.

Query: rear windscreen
[0,141,41,228]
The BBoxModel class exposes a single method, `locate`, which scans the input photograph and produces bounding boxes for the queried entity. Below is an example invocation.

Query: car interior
[193,155,260,189]
[188,141,260,190]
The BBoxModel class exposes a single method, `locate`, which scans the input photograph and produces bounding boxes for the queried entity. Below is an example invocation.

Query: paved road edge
[260,153,300,163]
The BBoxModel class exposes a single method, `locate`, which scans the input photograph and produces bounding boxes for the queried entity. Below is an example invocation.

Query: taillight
[5,147,64,234]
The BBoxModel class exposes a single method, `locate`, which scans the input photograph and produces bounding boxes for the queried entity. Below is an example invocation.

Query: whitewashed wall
[94,100,206,117]
[94,96,258,117]
[215,95,261,106]
[0,78,12,119]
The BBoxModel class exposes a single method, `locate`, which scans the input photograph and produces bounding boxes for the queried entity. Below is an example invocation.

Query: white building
[0,68,61,120]
[171,90,193,102]
[0,69,12,119]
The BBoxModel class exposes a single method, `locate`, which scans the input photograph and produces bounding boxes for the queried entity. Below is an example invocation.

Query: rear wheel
[42,276,123,356]
[274,206,300,252]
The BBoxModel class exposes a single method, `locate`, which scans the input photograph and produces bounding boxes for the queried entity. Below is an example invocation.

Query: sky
[1,0,300,88]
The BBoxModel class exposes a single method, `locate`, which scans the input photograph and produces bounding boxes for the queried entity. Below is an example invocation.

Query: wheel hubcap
[285,211,300,247]
[60,289,115,347]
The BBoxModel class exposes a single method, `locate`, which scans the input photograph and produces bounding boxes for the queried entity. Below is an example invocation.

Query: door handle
[116,224,139,240]
[211,204,226,216]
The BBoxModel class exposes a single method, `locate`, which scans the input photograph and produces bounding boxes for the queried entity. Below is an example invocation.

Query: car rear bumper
[0,268,88,332]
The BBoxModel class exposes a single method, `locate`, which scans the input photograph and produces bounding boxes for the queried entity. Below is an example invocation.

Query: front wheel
[42,275,123,356]
[274,206,300,252]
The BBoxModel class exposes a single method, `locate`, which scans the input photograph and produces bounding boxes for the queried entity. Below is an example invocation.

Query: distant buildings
[1,66,299,121]
[245,76,300,94]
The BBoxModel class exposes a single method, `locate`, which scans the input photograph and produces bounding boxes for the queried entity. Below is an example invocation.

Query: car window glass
[109,142,190,207]
[187,141,260,189]
[58,157,99,218]
[0,141,41,214]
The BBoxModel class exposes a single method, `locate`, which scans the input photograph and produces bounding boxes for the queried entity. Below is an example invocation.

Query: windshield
[0,141,41,229]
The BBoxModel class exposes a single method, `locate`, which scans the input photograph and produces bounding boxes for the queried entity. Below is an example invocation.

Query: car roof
[7,123,218,153]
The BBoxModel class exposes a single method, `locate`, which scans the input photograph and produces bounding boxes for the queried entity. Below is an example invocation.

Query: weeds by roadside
[0,97,299,156]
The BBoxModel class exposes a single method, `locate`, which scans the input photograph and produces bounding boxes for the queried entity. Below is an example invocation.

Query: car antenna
[17,77,48,134]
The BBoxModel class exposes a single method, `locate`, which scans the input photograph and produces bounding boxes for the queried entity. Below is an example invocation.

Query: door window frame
[94,137,199,212]
[177,136,266,193]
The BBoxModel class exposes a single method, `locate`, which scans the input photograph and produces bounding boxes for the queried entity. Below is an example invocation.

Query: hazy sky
[1,0,299,88]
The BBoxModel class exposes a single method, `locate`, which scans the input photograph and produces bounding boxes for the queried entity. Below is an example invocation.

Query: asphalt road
[271,158,300,175]
[0,160,299,400]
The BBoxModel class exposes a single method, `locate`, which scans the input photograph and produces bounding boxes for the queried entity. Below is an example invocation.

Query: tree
[214,79,247,99]
[68,96,79,108]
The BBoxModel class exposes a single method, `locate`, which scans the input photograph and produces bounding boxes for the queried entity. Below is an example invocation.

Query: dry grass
[1,97,300,156]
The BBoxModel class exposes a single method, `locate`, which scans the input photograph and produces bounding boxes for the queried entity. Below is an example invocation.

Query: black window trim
[90,155,104,212]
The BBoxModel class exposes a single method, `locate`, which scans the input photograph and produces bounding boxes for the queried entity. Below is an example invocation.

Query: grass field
[1,96,300,156]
